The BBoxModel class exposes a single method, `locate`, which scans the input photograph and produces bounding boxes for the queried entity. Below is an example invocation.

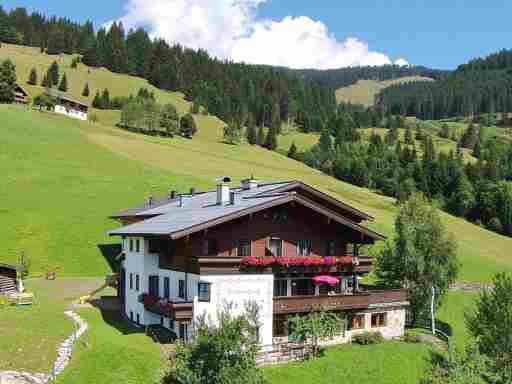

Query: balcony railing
[142,294,193,320]
[273,289,408,314]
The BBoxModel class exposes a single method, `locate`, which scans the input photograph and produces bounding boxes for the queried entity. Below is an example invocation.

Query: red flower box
[241,256,354,268]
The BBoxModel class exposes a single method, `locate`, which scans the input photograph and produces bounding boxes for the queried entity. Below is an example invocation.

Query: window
[325,240,336,256]
[169,320,175,330]
[371,312,387,328]
[267,238,283,257]
[148,275,159,297]
[203,239,218,256]
[135,275,140,291]
[129,273,133,290]
[291,279,315,296]
[298,240,312,256]
[149,238,163,254]
[274,279,287,297]
[350,314,365,330]
[160,317,164,326]
[198,282,211,302]
[130,311,134,321]
[178,280,185,299]
[135,239,140,253]
[237,239,251,257]
[129,239,134,252]
[164,277,170,299]
[136,313,140,325]
[179,323,188,341]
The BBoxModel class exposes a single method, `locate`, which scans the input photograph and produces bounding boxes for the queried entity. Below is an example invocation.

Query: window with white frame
[135,239,141,253]
[198,282,211,302]
[273,279,287,297]
[267,237,283,257]
[298,239,312,256]
[129,239,134,252]
[178,279,185,299]
[236,239,251,256]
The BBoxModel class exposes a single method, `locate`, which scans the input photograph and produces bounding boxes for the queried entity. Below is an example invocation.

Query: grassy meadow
[2,103,512,281]
[335,76,435,106]
[263,342,433,384]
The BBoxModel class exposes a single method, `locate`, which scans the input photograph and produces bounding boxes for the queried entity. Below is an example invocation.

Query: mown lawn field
[263,342,433,384]
[0,278,106,373]
[55,308,162,384]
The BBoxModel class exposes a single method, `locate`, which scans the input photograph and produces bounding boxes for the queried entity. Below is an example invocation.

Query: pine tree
[246,118,257,145]
[27,67,37,85]
[49,61,59,86]
[0,59,17,103]
[101,88,111,109]
[82,83,90,97]
[41,73,51,88]
[264,126,278,150]
[288,142,298,159]
[92,91,102,108]
[404,125,413,144]
[257,127,265,146]
[58,73,68,92]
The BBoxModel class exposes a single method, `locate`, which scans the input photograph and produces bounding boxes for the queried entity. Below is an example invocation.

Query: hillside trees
[48,61,59,86]
[27,67,37,85]
[82,83,90,97]
[0,6,337,133]
[0,59,17,103]
[376,193,459,322]
[465,273,512,381]
[223,119,243,145]
[180,113,197,138]
[58,73,68,92]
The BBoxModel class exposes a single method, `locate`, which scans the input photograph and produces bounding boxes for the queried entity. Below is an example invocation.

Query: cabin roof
[109,180,385,242]
[56,95,89,108]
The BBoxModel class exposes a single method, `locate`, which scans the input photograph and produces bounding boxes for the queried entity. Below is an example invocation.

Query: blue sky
[4,0,511,69]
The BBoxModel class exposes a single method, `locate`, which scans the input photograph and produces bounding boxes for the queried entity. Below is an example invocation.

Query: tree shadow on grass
[91,301,145,336]
[97,243,121,273]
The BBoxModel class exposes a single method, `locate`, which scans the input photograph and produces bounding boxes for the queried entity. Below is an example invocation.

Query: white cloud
[394,58,410,67]
[116,0,407,70]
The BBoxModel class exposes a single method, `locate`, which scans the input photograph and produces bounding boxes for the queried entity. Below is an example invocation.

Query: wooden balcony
[273,289,407,315]
[192,255,374,275]
[142,294,193,320]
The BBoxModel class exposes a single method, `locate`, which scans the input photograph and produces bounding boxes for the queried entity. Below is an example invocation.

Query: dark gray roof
[110,181,294,219]
[108,180,386,241]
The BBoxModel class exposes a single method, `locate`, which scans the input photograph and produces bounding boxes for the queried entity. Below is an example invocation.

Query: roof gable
[109,192,385,243]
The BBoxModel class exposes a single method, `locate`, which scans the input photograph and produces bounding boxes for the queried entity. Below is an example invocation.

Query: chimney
[230,191,236,205]
[241,177,258,190]
[179,194,184,207]
[170,190,177,200]
[147,195,154,206]
[190,187,197,195]
[217,183,230,205]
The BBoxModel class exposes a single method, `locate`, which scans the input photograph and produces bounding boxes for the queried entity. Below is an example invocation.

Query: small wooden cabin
[0,263,18,295]
[14,84,29,104]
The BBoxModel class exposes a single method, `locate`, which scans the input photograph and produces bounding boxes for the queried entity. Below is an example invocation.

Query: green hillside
[335,76,434,106]
[1,104,512,281]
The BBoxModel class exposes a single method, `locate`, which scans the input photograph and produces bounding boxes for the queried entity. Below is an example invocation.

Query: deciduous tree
[376,193,459,322]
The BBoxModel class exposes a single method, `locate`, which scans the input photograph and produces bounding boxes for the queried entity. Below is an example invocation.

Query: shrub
[403,330,421,343]
[353,331,385,345]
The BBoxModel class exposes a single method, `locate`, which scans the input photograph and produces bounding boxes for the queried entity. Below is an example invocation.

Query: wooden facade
[155,202,375,276]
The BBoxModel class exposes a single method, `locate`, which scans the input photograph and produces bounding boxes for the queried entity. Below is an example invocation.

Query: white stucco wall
[54,105,88,121]
[122,236,199,332]
[194,274,274,346]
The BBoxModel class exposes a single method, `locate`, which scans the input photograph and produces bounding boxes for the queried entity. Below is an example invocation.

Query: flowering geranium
[241,255,354,268]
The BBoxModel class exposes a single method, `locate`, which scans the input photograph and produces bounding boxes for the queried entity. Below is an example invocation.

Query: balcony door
[149,275,159,297]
